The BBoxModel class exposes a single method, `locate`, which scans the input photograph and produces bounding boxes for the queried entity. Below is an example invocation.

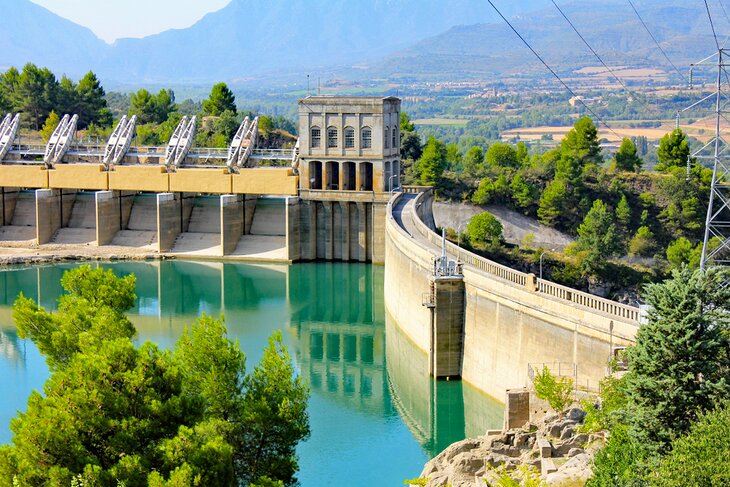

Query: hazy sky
[30,0,232,43]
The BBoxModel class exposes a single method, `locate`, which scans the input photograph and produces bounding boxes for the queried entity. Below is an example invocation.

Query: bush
[533,366,573,415]
[651,404,730,486]
[466,212,503,247]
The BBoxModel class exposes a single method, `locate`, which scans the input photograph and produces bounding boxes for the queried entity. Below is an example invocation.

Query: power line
[627,0,689,84]
[550,0,659,116]
[717,0,730,28]
[486,0,623,140]
[705,0,721,51]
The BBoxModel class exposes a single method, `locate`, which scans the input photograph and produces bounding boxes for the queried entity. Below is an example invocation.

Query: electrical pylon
[687,49,730,269]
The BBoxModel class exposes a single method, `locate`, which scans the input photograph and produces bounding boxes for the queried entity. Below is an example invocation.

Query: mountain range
[0,0,722,86]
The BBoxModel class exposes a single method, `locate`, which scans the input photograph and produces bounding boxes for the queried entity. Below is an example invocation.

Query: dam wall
[385,189,639,400]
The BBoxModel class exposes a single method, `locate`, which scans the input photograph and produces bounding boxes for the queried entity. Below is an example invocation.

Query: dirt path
[432,201,574,250]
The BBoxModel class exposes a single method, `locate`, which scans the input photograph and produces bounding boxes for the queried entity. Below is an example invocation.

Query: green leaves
[2,267,310,487]
[202,82,236,117]
[466,212,503,247]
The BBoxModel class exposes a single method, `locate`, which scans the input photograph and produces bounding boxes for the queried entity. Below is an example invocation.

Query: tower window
[344,127,355,148]
[384,127,390,149]
[362,127,372,149]
[311,127,321,148]
[392,126,397,148]
[327,126,338,148]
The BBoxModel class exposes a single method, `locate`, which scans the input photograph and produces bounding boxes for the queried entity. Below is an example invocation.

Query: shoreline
[0,244,292,267]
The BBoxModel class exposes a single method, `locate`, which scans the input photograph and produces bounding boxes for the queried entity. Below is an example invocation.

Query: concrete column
[157,193,182,252]
[340,201,351,261]
[286,197,301,262]
[35,189,61,244]
[338,162,345,191]
[300,200,317,260]
[504,388,530,431]
[323,201,334,260]
[1,188,19,226]
[333,202,343,260]
[220,194,243,256]
[181,193,195,232]
[322,163,329,191]
[356,202,367,262]
[371,202,387,264]
[243,195,257,235]
[430,275,466,379]
[355,163,361,192]
[95,190,121,246]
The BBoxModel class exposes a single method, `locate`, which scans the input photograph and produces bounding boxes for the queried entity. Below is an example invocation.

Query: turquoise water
[0,261,503,486]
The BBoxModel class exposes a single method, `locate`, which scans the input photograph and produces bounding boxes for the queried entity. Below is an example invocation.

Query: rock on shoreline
[416,408,602,487]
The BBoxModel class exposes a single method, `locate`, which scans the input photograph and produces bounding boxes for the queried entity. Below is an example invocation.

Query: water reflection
[0,260,503,484]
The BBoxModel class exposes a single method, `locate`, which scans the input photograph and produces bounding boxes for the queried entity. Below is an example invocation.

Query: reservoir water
[0,260,503,485]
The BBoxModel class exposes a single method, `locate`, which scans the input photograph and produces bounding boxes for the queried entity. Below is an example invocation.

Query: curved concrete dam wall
[384,190,639,400]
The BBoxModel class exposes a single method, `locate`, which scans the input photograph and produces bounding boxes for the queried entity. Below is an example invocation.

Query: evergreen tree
[418,136,447,185]
[657,128,692,172]
[510,174,537,213]
[538,179,568,226]
[75,71,112,129]
[1,266,310,486]
[625,266,730,452]
[613,137,642,172]
[203,82,236,116]
[400,111,415,132]
[574,199,620,273]
[39,111,60,143]
[485,142,519,169]
[561,116,603,167]
[462,146,485,178]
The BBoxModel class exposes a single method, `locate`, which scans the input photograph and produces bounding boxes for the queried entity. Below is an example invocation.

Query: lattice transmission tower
[684,49,730,269]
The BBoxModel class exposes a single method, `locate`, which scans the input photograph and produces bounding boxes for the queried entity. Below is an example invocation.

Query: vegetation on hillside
[402,111,715,298]
[0,266,310,486]
[585,266,730,485]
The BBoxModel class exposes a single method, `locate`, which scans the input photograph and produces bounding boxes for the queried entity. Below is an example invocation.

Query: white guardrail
[406,188,641,324]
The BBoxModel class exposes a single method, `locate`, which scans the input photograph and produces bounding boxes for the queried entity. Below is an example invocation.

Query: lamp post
[456,222,465,249]
[539,248,556,280]
[389,174,398,194]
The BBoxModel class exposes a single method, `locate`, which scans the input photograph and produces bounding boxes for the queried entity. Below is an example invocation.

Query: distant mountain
[0,0,109,77]
[0,0,720,86]
[3,0,549,83]
[371,1,717,82]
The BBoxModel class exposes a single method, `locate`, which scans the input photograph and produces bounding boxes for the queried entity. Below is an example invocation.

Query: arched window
[392,126,398,148]
[311,126,321,148]
[384,126,390,149]
[344,126,355,149]
[327,126,338,148]
[361,127,372,149]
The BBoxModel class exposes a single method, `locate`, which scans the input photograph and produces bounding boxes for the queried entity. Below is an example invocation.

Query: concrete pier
[430,275,466,379]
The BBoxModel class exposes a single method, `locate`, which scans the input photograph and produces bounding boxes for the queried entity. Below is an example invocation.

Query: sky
[29,0,232,43]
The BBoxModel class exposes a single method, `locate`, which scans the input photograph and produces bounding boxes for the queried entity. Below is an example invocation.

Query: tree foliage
[202,82,236,116]
[651,404,730,486]
[1,265,310,487]
[613,138,642,172]
[418,136,447,185]
[466,212,503,246]
[533,366,573,414]
[656,128,692,172]
[0,64,111,129]
[573,199,620,273]
[625,266,730,452]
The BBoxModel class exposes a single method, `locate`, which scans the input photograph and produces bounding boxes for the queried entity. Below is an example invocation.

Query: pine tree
[626,266,730,452]
[203,82,236,116]
[613,138,642,172]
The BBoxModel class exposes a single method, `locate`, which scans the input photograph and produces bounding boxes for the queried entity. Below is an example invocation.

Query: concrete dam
[0,96,641,401]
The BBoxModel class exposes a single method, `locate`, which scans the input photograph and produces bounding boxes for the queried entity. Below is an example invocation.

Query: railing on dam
[405,189,641,324]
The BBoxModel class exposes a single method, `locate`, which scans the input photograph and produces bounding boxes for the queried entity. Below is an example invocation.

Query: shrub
[533,366,573,415]
[466,212,503,247]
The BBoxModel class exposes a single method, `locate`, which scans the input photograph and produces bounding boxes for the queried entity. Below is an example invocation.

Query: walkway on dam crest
[389,189,642,328]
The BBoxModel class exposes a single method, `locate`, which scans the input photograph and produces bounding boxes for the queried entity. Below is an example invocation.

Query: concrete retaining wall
[384,191,638,400]
[157,193,181,252]
[221,195,244,255]
[36,189,62,244]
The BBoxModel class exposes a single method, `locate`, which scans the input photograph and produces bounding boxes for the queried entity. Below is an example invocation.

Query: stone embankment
[417,408,602,487]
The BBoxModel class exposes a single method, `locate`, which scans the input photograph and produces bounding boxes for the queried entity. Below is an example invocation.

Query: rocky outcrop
[416,408,602,487]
